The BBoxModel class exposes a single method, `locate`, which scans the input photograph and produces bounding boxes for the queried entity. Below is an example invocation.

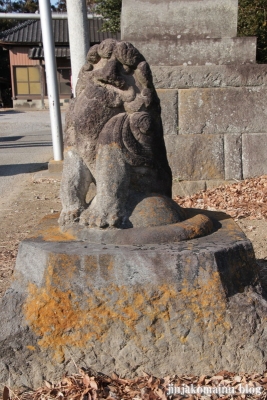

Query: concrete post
[39,0,64,161]
[66,0,90,97]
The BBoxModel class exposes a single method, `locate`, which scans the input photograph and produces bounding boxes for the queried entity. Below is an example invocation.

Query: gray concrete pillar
[66,0,90,97]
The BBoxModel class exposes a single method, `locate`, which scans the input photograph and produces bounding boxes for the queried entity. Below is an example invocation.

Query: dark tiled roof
[0,17,120,44]
[28,46,70,58]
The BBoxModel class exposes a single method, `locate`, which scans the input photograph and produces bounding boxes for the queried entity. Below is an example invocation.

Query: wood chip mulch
[4,369,267,400]
[174,176,267,220]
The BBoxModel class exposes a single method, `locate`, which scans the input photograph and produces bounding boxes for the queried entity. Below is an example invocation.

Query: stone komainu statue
[59,39,185,229]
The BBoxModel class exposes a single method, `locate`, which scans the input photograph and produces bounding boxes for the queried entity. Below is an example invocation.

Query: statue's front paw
[58,208,83,226]
[81,211,109,228]
[80,208,124,228]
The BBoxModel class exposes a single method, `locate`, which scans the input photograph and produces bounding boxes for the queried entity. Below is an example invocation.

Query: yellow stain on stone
[85,255,99,270]
[23,255,231,360]
[24,274,89,361]
[30,214,76,242]
[40,226,76,242]
[98,254,115,271]
[48,254,79,288]
[23,259,178,358]
[179,271,230,330]
[26,345,36,351]
[179,336,188,344]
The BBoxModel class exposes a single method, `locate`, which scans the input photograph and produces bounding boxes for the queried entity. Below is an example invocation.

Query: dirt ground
[0,173,61,298]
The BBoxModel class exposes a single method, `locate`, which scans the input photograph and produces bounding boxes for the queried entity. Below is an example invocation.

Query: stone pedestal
[1,212,267,388]
[121,0,267,195]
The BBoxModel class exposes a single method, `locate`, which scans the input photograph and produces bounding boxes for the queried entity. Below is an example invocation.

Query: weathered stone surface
[60,39,175,230]
[242,133,267,179]
[128,38,256,66]
[224,134,242,180]
[206,179,236,190]
[121,0,238,41]
[152,64,267,89]
[156,89,178,135]
[172,180,237,197]
[179,87,267,134]
[61,212,213,245]
[165,135,224,180]
[1,211,266,389]
[172,180,206,197]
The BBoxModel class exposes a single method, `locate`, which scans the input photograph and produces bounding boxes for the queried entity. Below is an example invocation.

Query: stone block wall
[122,0,239,41]
[122,0,267,196]
[153,65,267,195]
[131,38,256,66]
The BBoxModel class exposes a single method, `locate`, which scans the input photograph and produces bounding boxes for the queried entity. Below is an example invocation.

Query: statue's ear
[97,39,117,59]
[86,44,100,64]
[114,41,144,68]
[135,61,153,89]
[83,64,93,72]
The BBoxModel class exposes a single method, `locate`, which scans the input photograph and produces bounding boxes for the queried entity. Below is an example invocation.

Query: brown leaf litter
[3,369,267,400]
[175,176,267,221]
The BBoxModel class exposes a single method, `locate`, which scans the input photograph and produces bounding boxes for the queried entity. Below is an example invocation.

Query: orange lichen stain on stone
[30,215,76,242]
[48,254,79,287]
[83,255,115,283]
[179,214,213,239]
[41,227,76,242]
[84,284,177,342]
[179,271,230,330]
[98,254,114,271]
[179,336,188,344]
[221,218,246,241]
[84,255,99,270]
[24,271,93,362]
[26,345,36,351]
[23,260,178,358]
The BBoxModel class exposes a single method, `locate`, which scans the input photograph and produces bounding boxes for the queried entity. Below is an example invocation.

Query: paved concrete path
[0,109,65,200]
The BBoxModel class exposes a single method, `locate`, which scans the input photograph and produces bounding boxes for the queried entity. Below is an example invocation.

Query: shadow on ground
[0,136,24,142]
[0,110,24,115]
[0,133,52,148]
[0,141,52,149]
[0,163,48,176]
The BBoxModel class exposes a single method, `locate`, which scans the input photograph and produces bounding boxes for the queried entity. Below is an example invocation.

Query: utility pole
[39,0,64,161]
[66,0,90,97]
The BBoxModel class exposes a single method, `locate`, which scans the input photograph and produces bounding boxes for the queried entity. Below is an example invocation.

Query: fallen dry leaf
[2,387,10,400]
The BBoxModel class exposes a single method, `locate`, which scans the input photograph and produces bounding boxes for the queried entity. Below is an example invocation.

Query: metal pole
[66,0,90,97]
[39,0,63,161]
